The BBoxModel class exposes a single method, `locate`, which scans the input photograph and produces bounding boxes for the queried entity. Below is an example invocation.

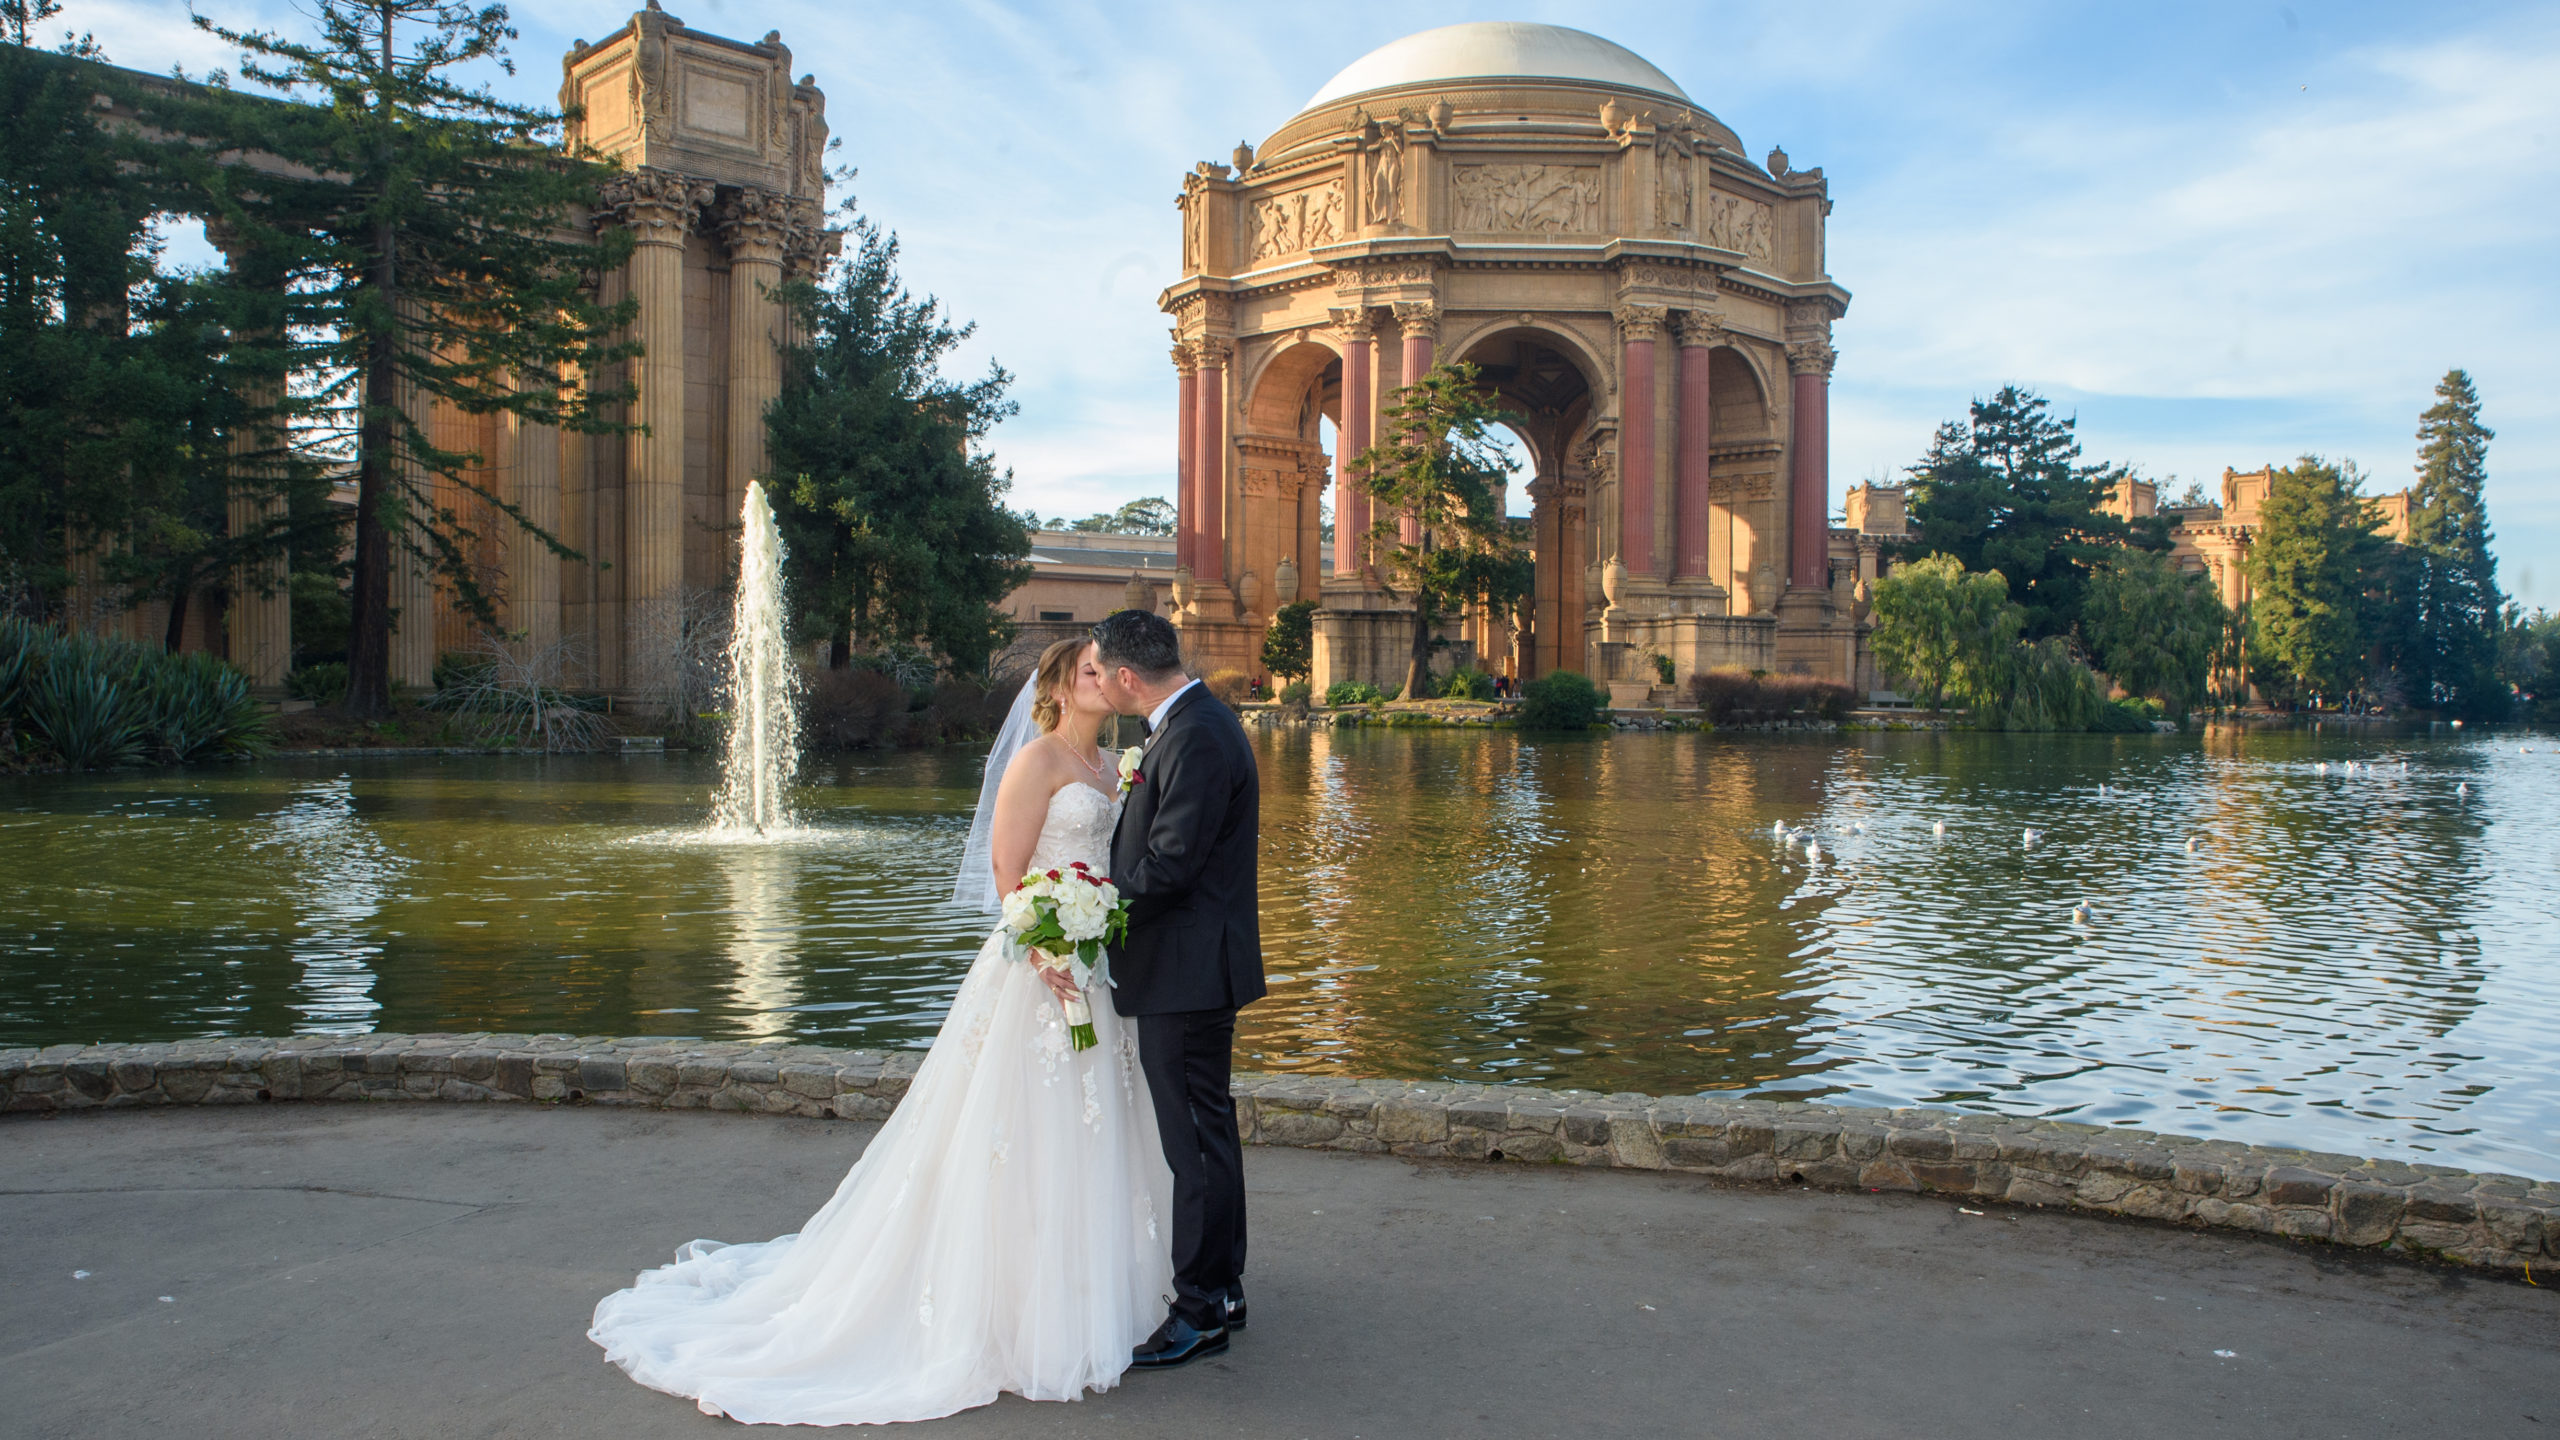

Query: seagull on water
[1932,820,1947,838]
[1804,840,1823,863]
[1772,820,1788,838]
[2022,827,2042,847]
[2458,782,2470,797]
[2070,900,2094,925]
[2184,836,2201,853]
[2316,762,2329,775]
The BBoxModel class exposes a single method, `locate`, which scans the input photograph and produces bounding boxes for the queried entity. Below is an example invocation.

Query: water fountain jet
[709,479,800,835]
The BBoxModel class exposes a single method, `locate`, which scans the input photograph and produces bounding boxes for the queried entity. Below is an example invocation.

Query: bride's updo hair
[1029,637,1089,732]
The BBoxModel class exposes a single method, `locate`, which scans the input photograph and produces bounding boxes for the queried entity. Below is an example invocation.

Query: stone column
[599,167,713,704]
[1393,302,1436,546]
[715,187,793,501]
[208,224,292,688]
[1172,343,1198,574]
[1330,307,1374,578]
[507,367,562,656]
[1614,306,1666,578]
[387,326,437,690]
[1787,334,1837,591]
[1672,311,1720,582]
[1193,338,1228,585]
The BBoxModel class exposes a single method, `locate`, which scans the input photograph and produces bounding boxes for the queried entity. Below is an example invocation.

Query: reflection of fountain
[720,845,800,1037]
[710,479,800,834]
[253,778,394,1033]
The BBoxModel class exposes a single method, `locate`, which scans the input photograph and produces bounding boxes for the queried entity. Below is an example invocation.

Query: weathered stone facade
[8,1032,2550,1276]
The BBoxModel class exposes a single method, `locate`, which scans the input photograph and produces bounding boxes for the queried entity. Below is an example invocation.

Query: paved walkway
[3,1104,2552,1439]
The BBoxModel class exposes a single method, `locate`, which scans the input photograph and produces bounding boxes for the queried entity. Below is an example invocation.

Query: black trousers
[1133,1008,1246,1330]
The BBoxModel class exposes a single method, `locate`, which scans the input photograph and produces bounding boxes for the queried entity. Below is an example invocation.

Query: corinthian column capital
[712,185,801,267]
[1787,338,1839,376]
[1672,308,1726,348]
[1391,300,1438,342]
[1327,305,1377,344]
[1613,304,1668,342]
[597,167,716,243]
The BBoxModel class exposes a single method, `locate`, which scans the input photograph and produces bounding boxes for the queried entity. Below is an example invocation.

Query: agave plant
[145,651,272,762]
[20,640,149,769]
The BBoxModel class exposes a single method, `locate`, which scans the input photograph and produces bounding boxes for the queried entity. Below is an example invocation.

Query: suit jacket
[1105,685,1266,1016]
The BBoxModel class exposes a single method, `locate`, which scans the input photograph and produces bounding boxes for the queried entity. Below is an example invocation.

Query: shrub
[1650,652,1675,686]
[1324,679,1380,707]
[1441,666,1496,701]
[1379,682,1403,702]
[1979,638,2106,732]
[803,666,907,749]
[1261,600,1318,683]
[1278,679,1312,705]
[420,634,612,751]
[1518,669,1603,730]
[286,662,349,705]
[0,618,269,767]
[1687,668,1855,724]
[1203,667,1251,706]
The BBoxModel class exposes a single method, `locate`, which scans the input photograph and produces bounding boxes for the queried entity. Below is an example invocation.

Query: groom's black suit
[1108,682,1264,1333]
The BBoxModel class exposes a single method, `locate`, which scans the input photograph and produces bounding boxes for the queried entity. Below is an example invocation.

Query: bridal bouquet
[1000,861,1130,1050]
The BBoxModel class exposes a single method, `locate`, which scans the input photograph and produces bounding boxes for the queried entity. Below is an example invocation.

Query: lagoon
[4,725,2555,1178]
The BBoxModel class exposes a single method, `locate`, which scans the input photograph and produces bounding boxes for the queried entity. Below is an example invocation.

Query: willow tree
[1351,363,1532,699]
[1867,552,2020,712]
[2084,549,2226,718]
[171,1,637,715]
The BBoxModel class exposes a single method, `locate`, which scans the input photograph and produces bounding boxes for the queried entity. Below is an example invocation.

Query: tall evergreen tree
[2402,369,2503,716]
[2243,456,2386,705]
[0,34,313,628]
[1898,385,2159,641]
[172,1,638,716]
[1351,363,1534,700]
[765,215,1030,674]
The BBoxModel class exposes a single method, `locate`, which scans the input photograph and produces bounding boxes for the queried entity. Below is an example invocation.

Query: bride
[590,638,1173,1426]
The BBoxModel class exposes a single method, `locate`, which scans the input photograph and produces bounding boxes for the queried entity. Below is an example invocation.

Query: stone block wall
[5,1034,2551,1276]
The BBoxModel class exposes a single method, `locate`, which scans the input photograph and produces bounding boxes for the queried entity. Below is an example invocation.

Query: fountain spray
[710,479,800,834]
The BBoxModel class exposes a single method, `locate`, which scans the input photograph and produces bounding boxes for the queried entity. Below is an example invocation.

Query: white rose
[1056,885,1108,941]
[999,887,1040,934]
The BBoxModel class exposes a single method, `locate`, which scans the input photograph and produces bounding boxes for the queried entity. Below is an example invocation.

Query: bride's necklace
[1056,733,1110,786]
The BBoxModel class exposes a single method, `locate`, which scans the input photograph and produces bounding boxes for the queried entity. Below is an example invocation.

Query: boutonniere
[1115,745,1145,794]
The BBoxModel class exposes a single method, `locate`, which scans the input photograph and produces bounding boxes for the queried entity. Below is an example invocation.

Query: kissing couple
[590,608,1267,1425]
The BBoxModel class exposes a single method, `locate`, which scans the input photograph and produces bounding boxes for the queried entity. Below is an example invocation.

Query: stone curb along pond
[9,1034,2554,1277]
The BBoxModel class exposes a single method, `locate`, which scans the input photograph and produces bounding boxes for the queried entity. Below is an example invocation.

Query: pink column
[1194,343,1226,584]
[1335,323,1373,578]
[1616,309,1661,577]
[1673,319,1715,579]
[1788,344,1833,590]
[1173,350,1198,573]
[1396,308,1433,545]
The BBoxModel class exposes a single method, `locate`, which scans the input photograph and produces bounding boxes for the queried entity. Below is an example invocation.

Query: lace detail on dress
[1026,783,1119,878]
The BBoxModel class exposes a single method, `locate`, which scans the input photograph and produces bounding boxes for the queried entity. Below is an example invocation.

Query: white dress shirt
[1145,677,1202,735]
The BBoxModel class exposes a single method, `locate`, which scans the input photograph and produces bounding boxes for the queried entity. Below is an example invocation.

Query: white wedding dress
[590,782,1174,1426]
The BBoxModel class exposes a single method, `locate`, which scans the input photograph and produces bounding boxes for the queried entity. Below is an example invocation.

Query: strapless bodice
[1029,783,1119,878]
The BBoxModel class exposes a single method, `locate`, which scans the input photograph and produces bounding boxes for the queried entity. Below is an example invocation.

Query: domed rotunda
[1157,22,1868,694]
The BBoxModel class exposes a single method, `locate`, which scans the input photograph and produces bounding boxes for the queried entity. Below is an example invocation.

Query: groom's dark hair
[1091,610,1185,682]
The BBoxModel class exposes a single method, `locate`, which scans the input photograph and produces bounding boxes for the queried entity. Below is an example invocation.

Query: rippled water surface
[5,726,2556,1177]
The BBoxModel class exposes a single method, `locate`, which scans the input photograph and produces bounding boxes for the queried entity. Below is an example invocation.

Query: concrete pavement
[2,1103,2552,1438]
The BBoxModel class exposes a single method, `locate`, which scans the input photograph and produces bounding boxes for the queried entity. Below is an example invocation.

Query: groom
[1090,609,1265,1370]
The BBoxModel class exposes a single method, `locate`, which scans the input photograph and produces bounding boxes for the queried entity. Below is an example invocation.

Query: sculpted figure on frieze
[1452,165,1602,235]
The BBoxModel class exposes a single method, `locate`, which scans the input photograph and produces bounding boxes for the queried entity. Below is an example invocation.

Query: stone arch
[1240,332,1344,442]
[1708,343,1773,444]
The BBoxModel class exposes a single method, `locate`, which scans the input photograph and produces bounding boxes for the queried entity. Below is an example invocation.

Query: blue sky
[92,1,2560,606]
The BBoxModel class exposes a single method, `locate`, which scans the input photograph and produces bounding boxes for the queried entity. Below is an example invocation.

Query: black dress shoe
[1223,1285,1247,1331]
[1130,1315,1227,1369]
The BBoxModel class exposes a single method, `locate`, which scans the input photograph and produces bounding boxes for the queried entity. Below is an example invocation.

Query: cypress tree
[765,215,1031,674]
[170,1,638,716]
[2243,456,2386,705]
[2404,369,2503,716]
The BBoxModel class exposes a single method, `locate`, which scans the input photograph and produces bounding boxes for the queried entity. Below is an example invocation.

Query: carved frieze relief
[1328,258,1437,293]
[1452,164,1603,234]
[1248,181,1346,264]
[1702,192,1776,262]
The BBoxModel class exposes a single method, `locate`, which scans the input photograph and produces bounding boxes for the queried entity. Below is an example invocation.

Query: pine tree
[2404,369,2503,716]
[2243,456,2386,705]
[1898,386,2161,641]
[170,1,638,716]
[765,215,1030,674]
[1351,363,1534,700]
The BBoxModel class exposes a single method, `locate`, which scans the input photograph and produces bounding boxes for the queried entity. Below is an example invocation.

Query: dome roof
[1303,22,1690,112]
